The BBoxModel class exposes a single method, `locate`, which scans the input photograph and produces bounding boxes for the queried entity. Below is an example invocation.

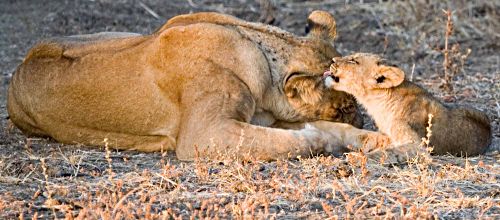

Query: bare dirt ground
[0,0,499,219]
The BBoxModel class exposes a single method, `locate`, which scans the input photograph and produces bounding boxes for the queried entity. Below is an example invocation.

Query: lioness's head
[324,53,405,97]
[282,11,362,127]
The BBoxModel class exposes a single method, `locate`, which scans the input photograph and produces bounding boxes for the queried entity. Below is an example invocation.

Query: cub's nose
[333,75,339,82]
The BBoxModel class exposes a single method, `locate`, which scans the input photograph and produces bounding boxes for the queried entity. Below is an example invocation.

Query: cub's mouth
[323,70,339,88]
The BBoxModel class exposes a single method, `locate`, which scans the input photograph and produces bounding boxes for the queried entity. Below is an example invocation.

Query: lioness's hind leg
[42,122,176,152]
[7,87,47,137]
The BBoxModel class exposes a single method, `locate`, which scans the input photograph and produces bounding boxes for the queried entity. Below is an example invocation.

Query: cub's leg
[431,108,491,156]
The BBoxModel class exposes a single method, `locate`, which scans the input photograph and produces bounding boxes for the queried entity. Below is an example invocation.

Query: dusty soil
[0,0,499,219]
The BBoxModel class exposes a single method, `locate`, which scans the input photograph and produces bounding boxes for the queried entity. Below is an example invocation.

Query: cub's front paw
[365,148,405,164]
[366,144,429,165]
[351,132,391,152]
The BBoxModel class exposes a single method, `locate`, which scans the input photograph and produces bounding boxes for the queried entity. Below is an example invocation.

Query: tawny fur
[8,11,380,161]
[325,53,491,156]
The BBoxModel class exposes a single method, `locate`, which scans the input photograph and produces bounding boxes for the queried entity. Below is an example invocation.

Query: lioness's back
[24,32,145,62]
[7,14,269,150]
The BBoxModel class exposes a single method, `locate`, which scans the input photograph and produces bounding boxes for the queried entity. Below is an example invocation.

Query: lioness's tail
[24,41,64,62]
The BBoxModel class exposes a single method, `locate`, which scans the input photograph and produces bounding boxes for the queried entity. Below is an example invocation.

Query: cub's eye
[331,57,340,64]
[377,59,397,67]
[347,58,359,64]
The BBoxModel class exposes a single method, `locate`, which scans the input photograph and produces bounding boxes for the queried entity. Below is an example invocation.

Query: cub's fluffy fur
[325,53,491,156]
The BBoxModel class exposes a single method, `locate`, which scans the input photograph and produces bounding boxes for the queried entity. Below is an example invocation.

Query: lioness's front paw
[304,122,344,153]
[302,123,343,155]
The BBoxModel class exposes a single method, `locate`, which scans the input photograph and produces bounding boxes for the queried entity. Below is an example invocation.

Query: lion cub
[324,53,491,156]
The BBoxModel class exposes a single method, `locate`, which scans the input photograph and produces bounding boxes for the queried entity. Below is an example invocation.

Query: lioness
[324,53,491,157]
[8,11,386,161]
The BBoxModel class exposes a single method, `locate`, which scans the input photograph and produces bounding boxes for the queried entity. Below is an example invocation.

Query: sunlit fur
[326,53,491,156]
[8,11,375,161]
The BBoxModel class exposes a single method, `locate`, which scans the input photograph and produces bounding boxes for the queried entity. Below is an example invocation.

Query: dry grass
[0,0,499,219]
[0,141,499,219]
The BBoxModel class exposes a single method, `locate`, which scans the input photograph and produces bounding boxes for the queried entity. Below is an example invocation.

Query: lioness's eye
[285,72,305,84]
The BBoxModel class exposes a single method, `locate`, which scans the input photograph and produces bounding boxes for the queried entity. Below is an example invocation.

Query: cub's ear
[306,11,336,41]
[284,75,322,105]
[373,66,405,89]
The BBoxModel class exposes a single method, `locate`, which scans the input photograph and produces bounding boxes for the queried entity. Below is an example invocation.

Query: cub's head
[324,53,405,97]
[282,11,362,127]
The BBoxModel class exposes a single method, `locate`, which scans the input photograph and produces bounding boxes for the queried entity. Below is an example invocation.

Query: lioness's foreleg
[306,121,391,152]
[175,74,345,161]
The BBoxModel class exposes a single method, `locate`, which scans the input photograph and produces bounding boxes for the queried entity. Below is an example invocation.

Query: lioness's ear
[284,76,322,105]
[373,66,405,89]
[306,10,336,41]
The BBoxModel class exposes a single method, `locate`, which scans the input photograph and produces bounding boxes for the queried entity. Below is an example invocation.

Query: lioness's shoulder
[157,12,246,32]
[155,12,296,40]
